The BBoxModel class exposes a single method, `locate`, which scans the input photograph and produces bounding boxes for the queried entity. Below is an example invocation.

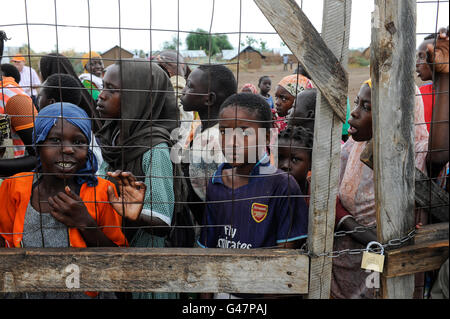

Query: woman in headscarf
[331,79,429,299]
[79,51,104,102]
[96,59,185,299]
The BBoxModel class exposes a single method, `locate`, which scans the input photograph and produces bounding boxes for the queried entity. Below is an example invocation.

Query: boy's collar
[212,153,273,185]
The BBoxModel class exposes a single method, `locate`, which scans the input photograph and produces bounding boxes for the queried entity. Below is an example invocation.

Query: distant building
[1,46,21,63]
[180,50,207,59]
[221,46,266,70]
[101,45,134,67]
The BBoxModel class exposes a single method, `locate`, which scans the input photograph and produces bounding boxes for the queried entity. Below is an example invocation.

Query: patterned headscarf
[241,83,258,94]
[33,102,98,186]
[277,74,313,97]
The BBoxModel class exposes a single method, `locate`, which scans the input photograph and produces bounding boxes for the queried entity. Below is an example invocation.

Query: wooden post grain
[254,0,351,299]
[0,248,309,294]
[370,0,417,298]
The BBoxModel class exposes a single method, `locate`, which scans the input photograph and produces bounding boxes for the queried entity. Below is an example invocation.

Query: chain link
[306,228,416,259]
[334,225,377,238]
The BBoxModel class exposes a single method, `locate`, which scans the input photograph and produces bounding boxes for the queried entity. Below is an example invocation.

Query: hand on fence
[48,186,93,228]
[107,170,147,221]
[427,28,449,74]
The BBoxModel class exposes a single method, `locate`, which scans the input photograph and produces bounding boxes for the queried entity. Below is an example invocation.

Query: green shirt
[98,143,174,248]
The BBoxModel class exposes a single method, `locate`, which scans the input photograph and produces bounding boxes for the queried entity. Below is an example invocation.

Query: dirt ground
[235,64,370,102]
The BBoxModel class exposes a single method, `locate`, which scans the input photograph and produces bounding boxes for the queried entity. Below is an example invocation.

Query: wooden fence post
[306,0,351,299]
[253,0,351,299]
[371,0,417,299]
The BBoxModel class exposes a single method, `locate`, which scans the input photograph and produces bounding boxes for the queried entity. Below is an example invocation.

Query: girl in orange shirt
[0,102,145,249]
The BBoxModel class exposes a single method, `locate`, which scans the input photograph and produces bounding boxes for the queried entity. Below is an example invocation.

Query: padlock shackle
[366,241,384,255]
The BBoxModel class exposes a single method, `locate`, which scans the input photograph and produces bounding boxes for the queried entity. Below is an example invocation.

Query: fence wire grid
[0,0,448,299]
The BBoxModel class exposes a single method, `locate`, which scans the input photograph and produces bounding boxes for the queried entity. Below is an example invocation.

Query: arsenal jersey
[198,159,309,249]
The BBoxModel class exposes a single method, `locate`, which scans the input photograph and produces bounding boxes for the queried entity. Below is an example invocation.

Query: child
[198,93,309,298]
[274,74,313,132]
[416,27,449,182]
[331,79,429,299]
[79,51,104,101]
[37,73,82,110]
[37,73,104,168]
[96,59,184,299]
[278,125,313,198]
[179,63,237,223]
[0,103,143,298]
[416,27,448,133]
[0,63,20,84]
[287,88,317,133]
[257,75,274,109]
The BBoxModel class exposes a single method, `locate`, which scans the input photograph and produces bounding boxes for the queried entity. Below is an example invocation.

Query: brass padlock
[361,241,385,273]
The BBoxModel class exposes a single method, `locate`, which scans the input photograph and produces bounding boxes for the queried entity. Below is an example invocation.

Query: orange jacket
[0,172,127,248]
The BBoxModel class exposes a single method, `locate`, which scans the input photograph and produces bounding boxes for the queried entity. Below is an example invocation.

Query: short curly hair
[42,73,82,106]
[198,64,237,108]
[220,92,273,129]
[278,125,314,153]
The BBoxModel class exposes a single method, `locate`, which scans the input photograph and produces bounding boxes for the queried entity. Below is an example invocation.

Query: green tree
[259,39,268,52]
[185,29,232,56]
[214,34,233,51]
[162,35,182,50]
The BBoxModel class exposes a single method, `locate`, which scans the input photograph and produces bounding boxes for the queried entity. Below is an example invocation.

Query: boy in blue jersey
[198,93,309,251]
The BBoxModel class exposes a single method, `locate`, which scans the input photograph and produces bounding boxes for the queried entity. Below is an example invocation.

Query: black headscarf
[96,59,179,179]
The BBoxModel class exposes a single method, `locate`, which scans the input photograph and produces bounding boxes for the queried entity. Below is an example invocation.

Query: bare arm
[426,31,449,177]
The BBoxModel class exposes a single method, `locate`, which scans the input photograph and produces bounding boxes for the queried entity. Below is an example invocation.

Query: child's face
[97,64,121,119]
[274,85,295,117]
[348,84,372,142]
[416,40,433,81]
[180,68,208,112]
[278,138,311,186]
[39,119,88,179]
[219,106,268,168]
[259,78,271,94]
[86,58,104,78]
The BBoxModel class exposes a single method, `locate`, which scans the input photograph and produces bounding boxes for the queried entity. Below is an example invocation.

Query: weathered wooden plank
[384,240,449,278]
[414,222,449,244]
[304,0,351,299]
[360,142,449,222]
[0,248,309,294]
[253,0,348,122]
[371,0,417,299]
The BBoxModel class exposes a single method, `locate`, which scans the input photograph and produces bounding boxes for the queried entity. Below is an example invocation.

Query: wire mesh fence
[0,0,448,299]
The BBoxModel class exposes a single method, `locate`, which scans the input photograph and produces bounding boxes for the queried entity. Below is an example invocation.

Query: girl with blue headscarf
[0,103,145,256]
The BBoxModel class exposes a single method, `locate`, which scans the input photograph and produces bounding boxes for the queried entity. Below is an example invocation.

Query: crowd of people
[0,25,448,300]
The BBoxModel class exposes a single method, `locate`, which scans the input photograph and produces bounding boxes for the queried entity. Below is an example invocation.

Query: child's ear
[206,92,217,107]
